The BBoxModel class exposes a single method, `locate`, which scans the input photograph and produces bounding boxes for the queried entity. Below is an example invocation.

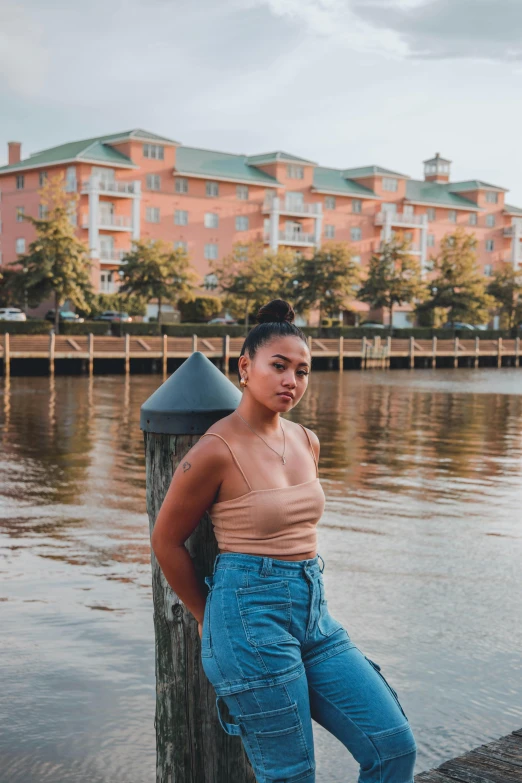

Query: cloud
[351,0,522,60]
[0,1,49,95]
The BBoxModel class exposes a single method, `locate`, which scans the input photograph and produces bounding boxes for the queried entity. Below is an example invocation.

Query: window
[146,174,161,191]
[236,185,249,200]
[16,175,24,190]
[325,196,336,210]
[352,199,362,214]
[427,234,435,247]
[484,264,493,276]
[403,205,414,218]
[382,177,398,192]
[235,215,249,231]
[39,204,48,219]
[175,177,188,194]
[486,214,495,227]
[204,243,218,260]
[448,210,457,223]
[350,227,362,241]
[204,212,219,228]
[16,238,25,253]
[485,191,498,204]
[39,171,48,187]
[174,209,188,225]
[206,181,219,197]
[352,255,361,264]
[286,164,304,179]
[285,192,304,210]
[427,207,436,221]
[65,166,77,192]
[174,241,188,252]
[16,207,25,222]
[143,143,164,160]
[68,200,77,226]
[146,206,161,223]
[324,224,335,239]
[237,244,249,260]
[469,212,478,226]
[486,239,494,252]
[204,273,218,290]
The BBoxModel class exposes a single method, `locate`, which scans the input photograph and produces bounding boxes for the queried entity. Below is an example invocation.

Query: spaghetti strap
[199,432,252,491]
[298,423,319,476]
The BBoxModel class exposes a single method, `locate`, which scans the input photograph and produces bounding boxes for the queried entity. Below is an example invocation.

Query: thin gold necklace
[235,410,287,464]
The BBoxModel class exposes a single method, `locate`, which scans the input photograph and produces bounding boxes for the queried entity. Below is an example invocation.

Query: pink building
[1,132,520,324]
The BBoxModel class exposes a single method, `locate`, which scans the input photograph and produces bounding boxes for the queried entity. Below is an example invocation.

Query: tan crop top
[200,423,325,556]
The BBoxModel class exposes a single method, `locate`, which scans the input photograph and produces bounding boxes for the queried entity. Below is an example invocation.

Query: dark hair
[238,299,308,380]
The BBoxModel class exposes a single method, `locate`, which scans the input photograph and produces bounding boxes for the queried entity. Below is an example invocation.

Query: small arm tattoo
[182,461,192,472]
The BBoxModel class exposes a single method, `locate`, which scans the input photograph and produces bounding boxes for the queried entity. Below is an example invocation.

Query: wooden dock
[415,727,522,782]
[1,333,521,374]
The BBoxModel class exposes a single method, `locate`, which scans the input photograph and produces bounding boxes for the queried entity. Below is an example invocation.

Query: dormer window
[286,164,304,179]
[423,153,452,182]
[382,177,398,192]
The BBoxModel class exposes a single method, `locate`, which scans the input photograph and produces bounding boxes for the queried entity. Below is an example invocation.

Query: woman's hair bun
[256,299,295,325]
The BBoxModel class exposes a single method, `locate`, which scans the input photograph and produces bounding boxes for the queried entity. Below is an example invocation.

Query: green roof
[504,203,522,215]
[175,147,280,186]
[246,151,317,166]
[312,167,377,197]
[449,180,507,193]
[0,128,179,174]
[343,165,409,180]
[406,179,481,210]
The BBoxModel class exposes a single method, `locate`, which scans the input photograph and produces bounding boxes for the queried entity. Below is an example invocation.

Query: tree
[177,295,222,323]
[77,291,148,320]
[119,239,198,327]
[209,241,298,328]
[418,228,494,326]
[292,242,360,324]
[486,262,522,329]
[356,238,426,331]
[10,173,93,333]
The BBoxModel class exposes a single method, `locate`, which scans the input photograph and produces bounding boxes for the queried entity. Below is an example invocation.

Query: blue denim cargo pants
[200,552,417,783]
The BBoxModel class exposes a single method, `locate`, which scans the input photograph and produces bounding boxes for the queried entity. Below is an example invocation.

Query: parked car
[45,309,85,323]
[360,322,386,329]
[442,322,481,331]
[207,316,238,325]
[0,307,26,322]
[94,310,133,322]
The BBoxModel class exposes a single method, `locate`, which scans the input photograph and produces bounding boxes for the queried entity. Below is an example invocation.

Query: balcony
[100,281,119,294]
[99,249,129,264]
[504,225,522,237]
[81,214,133,230]
[263,198,322,217]
[375,211,427,227]
[81,179,137,196]
[264,230,316,246]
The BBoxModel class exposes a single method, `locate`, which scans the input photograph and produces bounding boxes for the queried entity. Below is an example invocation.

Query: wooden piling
[162,334,168,375]
[338,335,344,371]
[431,336,437,369]
[3,332,10,377]
[497,336,502,368]
[88,333,94,375]
[49,331,55,375]
[192,333,198,353]
[453,336,459,369]
[361,336,367,369]
[222,333,230,373]
[474,336,479,369]
[386,336,391,369]
[516,336,520,367]
[124,333,130,374]
[409,336,414,369]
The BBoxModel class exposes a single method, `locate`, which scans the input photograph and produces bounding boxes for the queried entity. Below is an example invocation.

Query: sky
[2,0,522,203]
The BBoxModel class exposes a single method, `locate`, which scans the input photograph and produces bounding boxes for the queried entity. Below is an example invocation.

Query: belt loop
[260,556,272,576]
[215,696,241,736]
[317,553,325,573]
[212,553,221,575]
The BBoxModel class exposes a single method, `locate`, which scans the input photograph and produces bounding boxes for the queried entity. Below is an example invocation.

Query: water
[1,368,521,782]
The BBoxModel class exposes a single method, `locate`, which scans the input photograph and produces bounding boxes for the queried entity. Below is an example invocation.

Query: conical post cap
[140,351,241,434]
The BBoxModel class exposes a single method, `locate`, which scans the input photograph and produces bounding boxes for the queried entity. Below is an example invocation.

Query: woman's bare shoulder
[287,419,320,448]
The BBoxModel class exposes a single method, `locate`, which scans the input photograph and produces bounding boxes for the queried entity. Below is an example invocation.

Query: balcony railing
[375,211,426,227]
[100,282,119,294]
[263,198,322,216]
[99,249,128,263]
[81,179,136,195]
[504,225,522,237]
[264,230,316,245]
[81,214,133,230]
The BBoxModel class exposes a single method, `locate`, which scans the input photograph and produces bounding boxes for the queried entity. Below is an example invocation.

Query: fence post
[386,335,391,369]
[49,331,55,375]
[431,336,437,369]
[140,353,253,782]
[192,334,198,353]
[497,337,502,368]
[88,333,94,375]
[409,336,414,369]
[516,336,520,368]
[162,334,168,376]
[338,335,344,372]
[125,333,130,374]
[3,332,10,377]
[453,336,459,369]
[474,336,480,369]
[222,333,230,373]
[361,336,367,370]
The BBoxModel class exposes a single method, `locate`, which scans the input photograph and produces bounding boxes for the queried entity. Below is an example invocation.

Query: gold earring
[240,376,248,388]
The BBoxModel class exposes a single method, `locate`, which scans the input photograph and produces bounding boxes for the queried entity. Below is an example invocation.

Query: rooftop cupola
[423,152,451,183]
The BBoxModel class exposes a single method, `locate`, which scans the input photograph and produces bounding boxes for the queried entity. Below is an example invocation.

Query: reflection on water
[1,369,521,782]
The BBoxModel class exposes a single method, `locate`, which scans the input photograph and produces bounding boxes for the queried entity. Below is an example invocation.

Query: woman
[151,299,417,783]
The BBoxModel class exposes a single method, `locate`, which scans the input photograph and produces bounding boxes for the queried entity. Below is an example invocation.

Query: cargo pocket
[201,575,214,658]
[364,656,408,720]
[236,580,293,647]
[317,578,344,638]
[239,702,314,781]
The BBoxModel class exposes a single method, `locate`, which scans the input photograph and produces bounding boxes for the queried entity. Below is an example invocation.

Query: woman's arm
[150,435,225,626]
